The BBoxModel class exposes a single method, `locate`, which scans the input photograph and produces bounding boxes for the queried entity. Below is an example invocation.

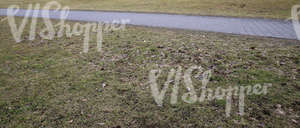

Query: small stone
[291,119,298,124]
[157,45,164,48]
[275,108,285,115]
[102,83,106,88]
[68,120,73,123]
[258,123,265,127]
[276,104,282,108]
[97,123,105,125]
[280,62,285,65]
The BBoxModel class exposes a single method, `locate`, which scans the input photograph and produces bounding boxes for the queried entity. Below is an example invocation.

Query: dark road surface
[0,9,298,40]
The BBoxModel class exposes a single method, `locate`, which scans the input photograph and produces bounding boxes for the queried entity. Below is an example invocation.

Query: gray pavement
[0,9,298,40]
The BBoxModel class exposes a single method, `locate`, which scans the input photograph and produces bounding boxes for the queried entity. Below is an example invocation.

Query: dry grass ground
[0,0,299,19]
[0,17,299,127]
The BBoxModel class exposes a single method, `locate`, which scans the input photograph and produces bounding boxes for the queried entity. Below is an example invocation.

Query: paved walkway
[0,9,298,40]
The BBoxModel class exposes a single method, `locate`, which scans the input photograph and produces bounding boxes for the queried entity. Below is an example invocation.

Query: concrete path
[0,9,298,40]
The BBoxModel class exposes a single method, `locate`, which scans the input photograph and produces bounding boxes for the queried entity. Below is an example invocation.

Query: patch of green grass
[0,17,299,127]
[0,0,299,19]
